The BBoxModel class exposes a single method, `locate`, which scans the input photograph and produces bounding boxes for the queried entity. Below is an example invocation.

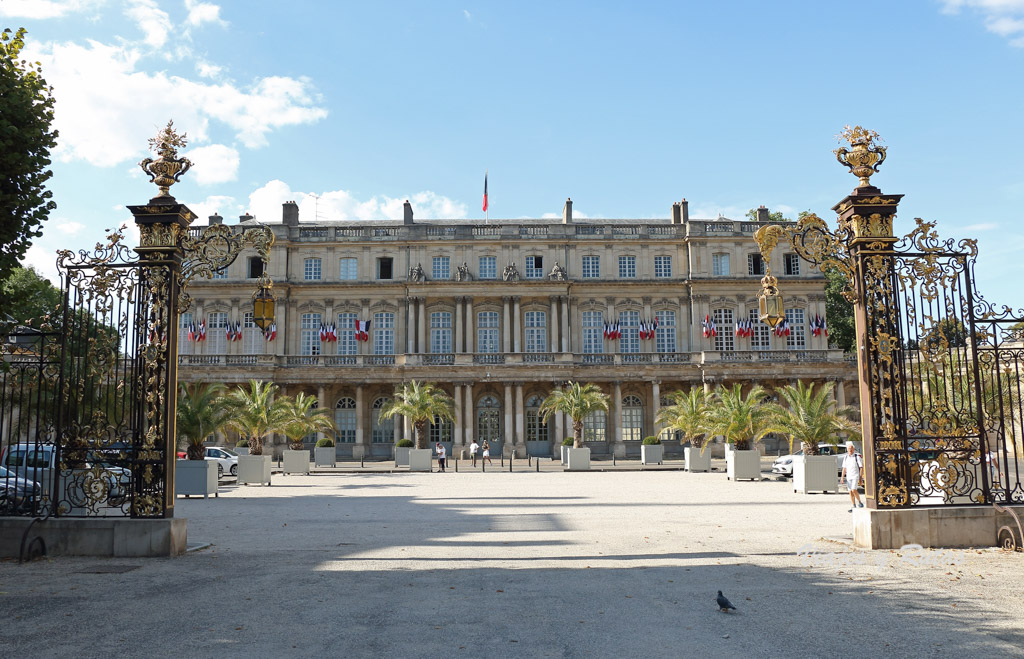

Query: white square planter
[314,446,336,467]
[175,459,218,498]
[566,447,591,471]
[238,454,272,486]
[726,448,761,481]
[408,448,432,472]
[684,447,711,472]
[641,444,664,465]
[394,446,411,467]
[794,455,839,494]
[282,449,310,475]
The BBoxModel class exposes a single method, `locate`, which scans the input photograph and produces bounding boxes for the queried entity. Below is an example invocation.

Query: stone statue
[548,261,567,281]
[502,262,520,282]
[456,261,471,282]
[408,263,425,282]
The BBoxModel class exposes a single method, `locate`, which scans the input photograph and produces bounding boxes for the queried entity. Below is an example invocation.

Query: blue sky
[4,1,1024,307]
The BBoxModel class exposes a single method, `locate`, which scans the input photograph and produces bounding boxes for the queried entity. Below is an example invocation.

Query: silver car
[771,442,861,477]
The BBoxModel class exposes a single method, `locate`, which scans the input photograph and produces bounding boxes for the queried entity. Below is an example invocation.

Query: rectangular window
[747,253,765,276]
[432,256,450,280]
[712,253,730,276]
[212,267,228,279]
[618,310,640,353]
[786,308,806,349]
[748,309,770,350]
[582,311,604,354]
[583,410,606,443]
[207,312,228,354]
[303,257,322,281]
[713,308,734,351]
[374,312,394,354]
[247,257,263,279]
[618,255,636,278]
[430,311,453,353]
[337,312,357,355]
[178,312,193,355]
[582,255,600,279]
[243,312,263,355]
[339,257,358,280]
[525,255,544,279]
[654,256,672,278]
[479,256,497,280]
[524,311,547,353]
[301,312,322,356]
[477,311,500,353]
[655,310,676,353]
[377,257,393,280]
[785,253,801,276]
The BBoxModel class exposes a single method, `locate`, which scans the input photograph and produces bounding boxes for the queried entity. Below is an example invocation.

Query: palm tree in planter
[539,382,609,470]
[768,380,862,493]
[705,383,775,481]
[657,388,712,472]
[378,381,455,471]
[222,380,289,485]
[280,392,338,474]
[176,381,229,460]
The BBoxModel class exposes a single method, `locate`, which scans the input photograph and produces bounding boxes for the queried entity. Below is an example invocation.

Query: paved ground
[1,467,1022,658]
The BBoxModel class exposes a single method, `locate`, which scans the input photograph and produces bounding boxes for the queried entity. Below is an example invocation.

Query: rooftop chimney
[403,199,414,225]
[562,198,573,224]
[240,212,254,224]
[756,205,769,223]
[282,200,299,226]
[671,202,681,224]
[209,213,223,225]
[680,198,689,223]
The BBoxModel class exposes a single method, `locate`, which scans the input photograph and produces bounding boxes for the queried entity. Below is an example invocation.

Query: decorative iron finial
[834,125,886,189]
[139,120,192,199]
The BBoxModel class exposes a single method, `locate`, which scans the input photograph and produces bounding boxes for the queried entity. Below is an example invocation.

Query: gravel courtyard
[1,468,1021,658]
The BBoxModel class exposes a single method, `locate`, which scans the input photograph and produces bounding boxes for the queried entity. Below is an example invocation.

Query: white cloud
[55,220,86,235]
[21,245,61,286]
[125,0,172,49]
[463,9,471,20]
[0,0,103,20]
[247,181,468,224]
[196,60,223,78]
[27,39,327,167]
[939,0,1024,45]
[962,222,999,231]
[185,144,240,185]
[185,0,225,27]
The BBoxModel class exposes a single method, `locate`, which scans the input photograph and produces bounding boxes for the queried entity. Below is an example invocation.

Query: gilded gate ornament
[139,120,192,199]
[834,125,887,188]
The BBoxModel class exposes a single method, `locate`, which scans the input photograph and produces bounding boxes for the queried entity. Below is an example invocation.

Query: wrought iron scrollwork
[178,224,275,314]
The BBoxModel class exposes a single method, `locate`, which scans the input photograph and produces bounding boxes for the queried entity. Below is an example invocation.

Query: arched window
[477,395,501,443]
[583,410,606,442]
[622,395,643,441]
[526,395,548,443]
[372,397,393,443]
[335,397,356,443]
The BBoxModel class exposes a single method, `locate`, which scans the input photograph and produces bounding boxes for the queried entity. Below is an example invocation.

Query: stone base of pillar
[352,445,366,459]
[612,443,626,458]
[853,505,1024,549]
[513,444,527,459]
[502,444,514,458]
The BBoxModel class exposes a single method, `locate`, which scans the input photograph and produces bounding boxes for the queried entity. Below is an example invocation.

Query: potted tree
[560,437,573,465]
[705,384,774,481]
[234,439,249,455]
[641,436,663,465]
[315,437,337,467]
[222,380,288,486]
[175,381,228,498]
[394,438,414,467]
[657,388,712,472]
[769,380,862,494]
[281,392,336,475]
[378,381,455,472]
[539,382,610,472]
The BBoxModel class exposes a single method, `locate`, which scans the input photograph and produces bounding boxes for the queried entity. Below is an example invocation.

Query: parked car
[204,447,238,477]
[0,464,42,512]
[2,443,129,507]
[771,442,862,477]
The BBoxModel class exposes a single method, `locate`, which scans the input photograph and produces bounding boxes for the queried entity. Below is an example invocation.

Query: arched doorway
[476,395,501,456]
[525,395,549,457]
[335,397,356,458]
[371,396,393,457]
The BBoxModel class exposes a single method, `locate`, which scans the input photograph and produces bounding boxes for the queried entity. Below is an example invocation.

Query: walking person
[470,439,479,467]
[435,442,446,473]
[482,440,493,466]
[841,440,864,512]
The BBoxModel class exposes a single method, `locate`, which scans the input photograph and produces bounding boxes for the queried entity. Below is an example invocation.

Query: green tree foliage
[281,392,337,450]
[0,29,58,286]
[176,382,231,460]
[656,388,712,451]
[704,384,775,451]
[222,380,290,455]
[1,266,60,328]
[921,317,968,351]
[539,381,610,448]
[766,380,861,455]
[378,380,455,449]
[823,265,855,352]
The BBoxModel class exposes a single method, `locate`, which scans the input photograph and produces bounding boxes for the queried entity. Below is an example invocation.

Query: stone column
[613,381,624,457]
[515,383,525,457]
[502,296,512,353]
[464,383,474,445]
[836,379,846,408]
[504,383,514,455]
[354,384,365,458]
[513,296,522,353]
[403,416,412,443]
[549,295,559,354]
[453,385,463,453]
[561,296,570,353]
[554,410,564,454]
[455,296,464,353]
[418,297,427,354]
[651,380,661,439]
[465,297,475,353]
[318,386,326,443]
[397,414,405,444]
[406,298,416,354]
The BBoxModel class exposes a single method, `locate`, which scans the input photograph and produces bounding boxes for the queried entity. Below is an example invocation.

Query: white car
[204,447,239,477]
[771,442,861,477]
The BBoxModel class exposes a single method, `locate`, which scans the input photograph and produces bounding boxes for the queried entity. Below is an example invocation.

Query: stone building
[177,198,857,458]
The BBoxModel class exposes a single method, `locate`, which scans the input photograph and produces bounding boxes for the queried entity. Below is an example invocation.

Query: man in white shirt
[841,440,864,512]
[470,440,479,467]
[435,442,446,473]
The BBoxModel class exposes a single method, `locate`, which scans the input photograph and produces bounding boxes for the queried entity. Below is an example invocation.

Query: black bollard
[482,458,485,473]
[455,458,458,473]
[509,455,513,473]
[360,455,364,469]
[536,458,540,472]
[501,454,504,467]
[613,454,616,466]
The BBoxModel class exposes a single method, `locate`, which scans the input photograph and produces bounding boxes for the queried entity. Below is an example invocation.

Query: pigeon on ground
[716,590,736,612]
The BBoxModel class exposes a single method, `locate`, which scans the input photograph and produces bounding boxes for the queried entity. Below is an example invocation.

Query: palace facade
[177,198,858,458]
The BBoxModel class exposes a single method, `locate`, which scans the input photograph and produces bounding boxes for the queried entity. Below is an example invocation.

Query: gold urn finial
[139,120,192,199]
[834,125,886,189]
[753,224,786,328]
